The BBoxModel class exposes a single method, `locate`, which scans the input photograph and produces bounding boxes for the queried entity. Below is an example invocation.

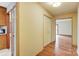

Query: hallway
[37,35,77,56]
[0,2,78,56]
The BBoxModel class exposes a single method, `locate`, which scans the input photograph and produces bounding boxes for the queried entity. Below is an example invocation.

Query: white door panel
[44,16,52,47]
[10,7,16,56]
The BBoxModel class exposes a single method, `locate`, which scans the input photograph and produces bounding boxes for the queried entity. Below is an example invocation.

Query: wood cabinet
[0,6,6,25]
[0,6,8,49]
[0,35,6,49]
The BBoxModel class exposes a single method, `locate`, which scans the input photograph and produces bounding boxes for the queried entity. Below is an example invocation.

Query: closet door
[43,16,52,47]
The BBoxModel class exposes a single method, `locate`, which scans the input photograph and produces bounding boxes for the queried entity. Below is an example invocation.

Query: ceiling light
[47,2,62,7]
[52,2,61,7]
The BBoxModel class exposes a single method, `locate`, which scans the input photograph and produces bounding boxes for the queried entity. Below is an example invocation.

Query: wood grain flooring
[37,35,77,56]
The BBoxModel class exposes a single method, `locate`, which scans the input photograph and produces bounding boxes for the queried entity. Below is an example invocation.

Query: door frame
[8,5,16,56]
[56,24,59,35]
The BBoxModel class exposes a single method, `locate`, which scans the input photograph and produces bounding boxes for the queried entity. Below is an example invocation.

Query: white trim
[77,5,79,56]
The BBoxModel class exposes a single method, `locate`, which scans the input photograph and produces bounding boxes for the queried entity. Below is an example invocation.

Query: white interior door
[10,7,16,56]
[43,16,52,47]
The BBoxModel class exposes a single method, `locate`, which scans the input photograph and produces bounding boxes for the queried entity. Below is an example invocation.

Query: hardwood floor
[37,35,77,56]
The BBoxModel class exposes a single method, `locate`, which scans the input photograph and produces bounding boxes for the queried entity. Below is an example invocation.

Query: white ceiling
[39,2,79,16]
[0,2,16,12]
[0,2,78,15]
[0,2,11,8]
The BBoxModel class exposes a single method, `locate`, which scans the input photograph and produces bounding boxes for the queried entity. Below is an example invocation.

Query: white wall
[56,19,72,35]
[17,3,55,56]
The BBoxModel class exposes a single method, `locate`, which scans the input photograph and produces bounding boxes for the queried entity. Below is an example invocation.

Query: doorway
[55,18,72,55]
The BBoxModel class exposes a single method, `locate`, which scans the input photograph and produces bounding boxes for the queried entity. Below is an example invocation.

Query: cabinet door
[0,35,6,49]
[0,13,6,25]
[0,7,6,25]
